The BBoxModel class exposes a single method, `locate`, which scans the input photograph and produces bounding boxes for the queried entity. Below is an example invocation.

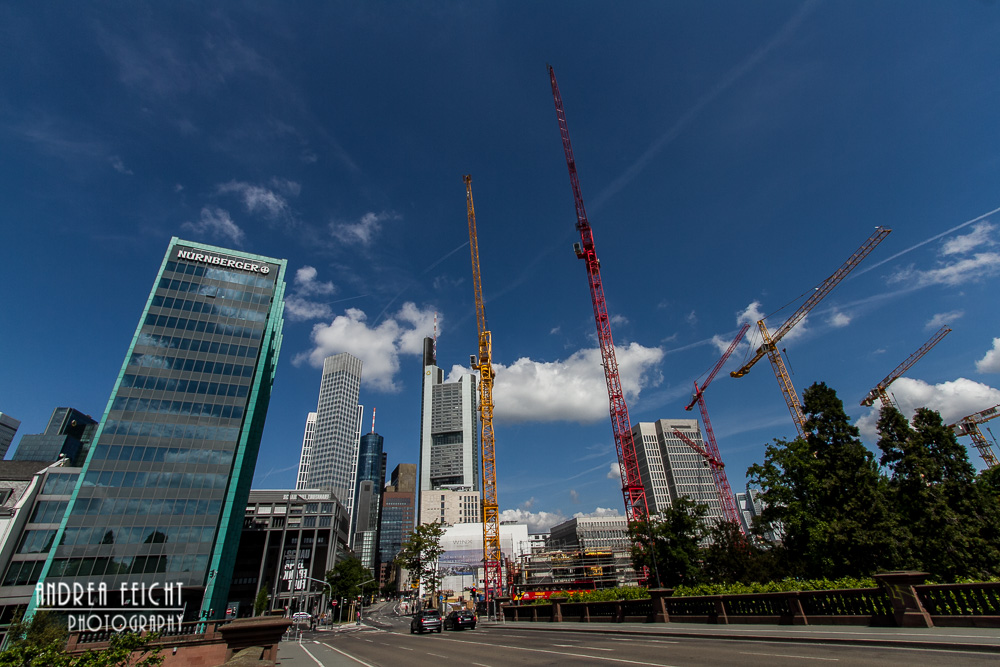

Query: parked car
[444,610,477,630]
[291,612,311,622]
[410,609,443,634]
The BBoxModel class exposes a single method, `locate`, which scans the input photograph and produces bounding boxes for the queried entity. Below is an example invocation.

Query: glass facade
[27,238,285,623]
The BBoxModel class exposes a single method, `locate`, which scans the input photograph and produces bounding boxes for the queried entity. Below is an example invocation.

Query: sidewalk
[493,620,1000,653]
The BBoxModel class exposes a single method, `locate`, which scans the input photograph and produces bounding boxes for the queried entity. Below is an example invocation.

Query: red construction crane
[681,323,750,530]
[730,228,891,437]
[861,326,951,409]
[548,65,650,524]
[950,404,1000,469]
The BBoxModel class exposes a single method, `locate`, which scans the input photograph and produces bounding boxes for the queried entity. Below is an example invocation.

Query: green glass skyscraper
[28,238,286,623]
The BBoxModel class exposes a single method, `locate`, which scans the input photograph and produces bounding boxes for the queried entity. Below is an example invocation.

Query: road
[275,602,999,666]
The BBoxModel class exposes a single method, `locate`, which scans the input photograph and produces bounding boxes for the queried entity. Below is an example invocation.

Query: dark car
[444,610,477,630]
[410,609,443,634]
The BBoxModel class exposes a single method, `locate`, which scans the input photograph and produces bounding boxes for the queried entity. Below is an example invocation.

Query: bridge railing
[502,572,1000,629]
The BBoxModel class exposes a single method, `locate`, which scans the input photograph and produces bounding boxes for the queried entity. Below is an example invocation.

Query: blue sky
[3,3,1000,532]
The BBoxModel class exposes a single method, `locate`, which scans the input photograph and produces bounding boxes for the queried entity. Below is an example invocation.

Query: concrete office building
[631,419,725,525]
[27,238,286,623]
[0,414,20,461]
[230,490,350,618]
[418,338,478,523]
[304,354,364,536]
[11,407,98,465]
[549,515,631,552]
[294,412,317,490]
[418,486,482,526]
[0,460,79,627]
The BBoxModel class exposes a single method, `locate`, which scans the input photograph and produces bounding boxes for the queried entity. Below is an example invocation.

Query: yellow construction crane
[861,326,951,409]
[464,175,503,605]
[731,227,891,437]
[950,404,1000,469]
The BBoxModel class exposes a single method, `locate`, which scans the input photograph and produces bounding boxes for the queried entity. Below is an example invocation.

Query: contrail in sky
[592,0,821,212]
[853,204,1000,277]
[373,241,470,325]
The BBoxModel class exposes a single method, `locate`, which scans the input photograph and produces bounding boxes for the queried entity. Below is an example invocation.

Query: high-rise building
[377,463,415,588]
[352,427,385,570]
[631,419,724,525]
[418,486,482,526]
[304,354,364,535]
[294,412,317,490]
[418,337,478,523]
[27,238,286,623]
[0,414,20,460]
[11,407,98,465]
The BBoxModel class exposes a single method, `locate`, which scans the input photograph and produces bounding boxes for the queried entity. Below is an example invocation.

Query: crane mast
[464,175,503,606]
[548,65,650,524]
[861,326,951,408]
[950,404,1000,469]
[682,323,750,531]
[730,227,891,437]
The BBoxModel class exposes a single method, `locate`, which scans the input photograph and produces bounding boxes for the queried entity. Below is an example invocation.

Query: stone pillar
[712,596,728,625]
[550,598,567,623]
[875,571,933,628]
[218,616,292,662]
[648,588,674,623]
[786,592,808,626]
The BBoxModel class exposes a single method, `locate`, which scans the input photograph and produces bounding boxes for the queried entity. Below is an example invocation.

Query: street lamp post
[357,578,375,624]
[302,576,333,625]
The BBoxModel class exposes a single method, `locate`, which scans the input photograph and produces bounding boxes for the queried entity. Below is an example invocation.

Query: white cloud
[282,266,338,322]
[499,508,567,533]
[181,207,245,247]
[856,377,1000,441]
[294,266,335,296]
[217,180,296,219]
[467,342,664,424]
[294,303,437,392]
[926,311,963,330]
[685,310,697,325]
[737,301,765,326]
[110,156,133,174]
[828,310,851,328]
[569,489,580,503]
[610,314,629,326]
[977,339,1000,374]
[550,326,561,335]
[331,211,395,246]
[889,253,1000,288]
[941,221,995,255]
[607,462,623,480]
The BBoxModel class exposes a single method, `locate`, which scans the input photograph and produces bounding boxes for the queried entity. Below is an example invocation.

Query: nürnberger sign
[176,249,271,274]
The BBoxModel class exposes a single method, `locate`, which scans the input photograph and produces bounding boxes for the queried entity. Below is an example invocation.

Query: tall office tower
[305,354,364,535]
[12,407,98,465]
[28,238,286,623]
[418,338,478,523]
[631,419,724,525]
[0,414,20,460]
[377,463,416,587]
[295,412,317,490]
[352,426,385,569]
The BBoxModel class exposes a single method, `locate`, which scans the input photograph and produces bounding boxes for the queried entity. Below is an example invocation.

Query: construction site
[460,67,1000,606]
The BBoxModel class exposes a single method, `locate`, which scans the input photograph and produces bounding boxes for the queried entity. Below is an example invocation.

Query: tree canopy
[395,522,445,603]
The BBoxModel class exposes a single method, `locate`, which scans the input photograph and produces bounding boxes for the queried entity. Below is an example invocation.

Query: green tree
[877,405,1000,580]
[0,611,162,667]
[325,557,374,605]
[748,382,898,578]
[630,496,707,587]
[700,520,777,585]
[395,522,445,605]
[253,585,270,617]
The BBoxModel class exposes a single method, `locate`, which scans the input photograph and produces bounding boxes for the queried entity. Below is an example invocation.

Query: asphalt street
[274,601,1000,666]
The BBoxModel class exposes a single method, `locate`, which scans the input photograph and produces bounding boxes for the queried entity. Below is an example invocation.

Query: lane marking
[427,653,448,658]
[312,642,379,667]
[741,652,838,662]
[298,644,325,667]
[423,636,678,666]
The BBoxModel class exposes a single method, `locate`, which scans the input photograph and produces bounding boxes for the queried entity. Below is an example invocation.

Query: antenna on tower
[371,407,376,434]
[433,312,438,359]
